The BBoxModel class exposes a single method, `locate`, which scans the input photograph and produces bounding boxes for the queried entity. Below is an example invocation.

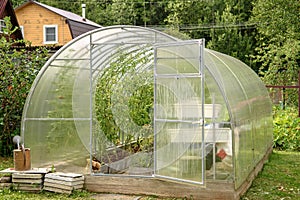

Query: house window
[44,25,58,44]
[0,19,6,33]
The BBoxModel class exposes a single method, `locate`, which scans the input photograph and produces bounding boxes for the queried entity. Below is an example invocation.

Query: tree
[250,0,300,85]
[164,0,224,38]
[102,0,169,26]
[206,3,256,70]
[11,0,25,7]
[0,17,49,156]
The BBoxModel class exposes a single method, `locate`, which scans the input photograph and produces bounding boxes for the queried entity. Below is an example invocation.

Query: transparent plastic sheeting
[21,26,273,189]
[154,41,205,184]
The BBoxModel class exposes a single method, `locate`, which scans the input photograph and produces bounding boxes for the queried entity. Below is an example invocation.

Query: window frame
[43,25,58,44]
[0,19,6,33]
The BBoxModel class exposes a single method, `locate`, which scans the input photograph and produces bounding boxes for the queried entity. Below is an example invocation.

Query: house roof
[15,1,102,28]
[0,0,23,41]
[0,0,8,18]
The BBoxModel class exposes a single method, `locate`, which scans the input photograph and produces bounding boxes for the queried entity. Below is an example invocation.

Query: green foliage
[15,0,294,76]
[14,0,258,72]
[273,106,300,151]
[207,3,256,70]
[164,0,223,30]
[251,0,300,85]
[0,17,49,157]
[11,0,24,7]
[163,28,191,40]
[95,47,153,146]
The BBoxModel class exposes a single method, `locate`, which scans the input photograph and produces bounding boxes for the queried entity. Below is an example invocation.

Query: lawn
[0,150,299,200]
[241,150,300,200]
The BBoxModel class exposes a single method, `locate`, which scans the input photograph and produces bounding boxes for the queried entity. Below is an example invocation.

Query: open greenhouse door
[154,39,206,185]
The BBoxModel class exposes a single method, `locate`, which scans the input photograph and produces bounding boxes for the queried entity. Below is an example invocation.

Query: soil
[91,193,142,200]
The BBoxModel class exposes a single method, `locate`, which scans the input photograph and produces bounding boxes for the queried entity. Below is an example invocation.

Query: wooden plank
[44,182,83,191]
[85,176,236,200]
[44,178,84,186]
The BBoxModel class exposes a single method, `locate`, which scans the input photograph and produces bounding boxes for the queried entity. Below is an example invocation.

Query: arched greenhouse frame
[21,26,273,199]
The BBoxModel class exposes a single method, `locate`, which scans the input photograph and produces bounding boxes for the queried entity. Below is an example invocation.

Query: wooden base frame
[85,145,273,200]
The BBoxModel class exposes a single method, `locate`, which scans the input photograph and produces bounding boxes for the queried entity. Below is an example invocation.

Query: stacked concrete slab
[44,172,84,194]
[12,173,44,192]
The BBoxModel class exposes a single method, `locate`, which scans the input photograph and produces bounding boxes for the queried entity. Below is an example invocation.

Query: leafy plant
[251,0,300,90]
[95,47,153,147]
[273,106,300,151]
[0,17,49,157]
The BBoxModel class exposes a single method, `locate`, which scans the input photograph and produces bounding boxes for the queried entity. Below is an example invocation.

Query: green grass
[1,150,299,199]
[241,150,300,200]
[0,189,94,200]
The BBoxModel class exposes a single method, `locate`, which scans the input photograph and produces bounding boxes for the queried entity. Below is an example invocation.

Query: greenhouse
[21,26,273,199]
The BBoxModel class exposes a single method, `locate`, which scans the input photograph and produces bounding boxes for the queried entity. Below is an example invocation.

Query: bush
[273,106,300,151]
[0,17,49,156]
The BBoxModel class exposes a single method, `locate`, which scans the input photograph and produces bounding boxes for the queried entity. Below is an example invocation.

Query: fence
[266,70,300,117]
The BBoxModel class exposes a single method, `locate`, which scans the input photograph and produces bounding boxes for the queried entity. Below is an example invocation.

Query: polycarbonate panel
[72,62,90,119]
[23,120,88,173]
[55,35,91,60]
[205,49,272,188]
[155,122,204,182]
[156,44,200,75]
[24,67,58,118]
[154,40,205,184]
[203,68,234,181]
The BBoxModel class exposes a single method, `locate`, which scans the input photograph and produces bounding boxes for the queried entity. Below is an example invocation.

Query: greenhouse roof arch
[21,25,273,191]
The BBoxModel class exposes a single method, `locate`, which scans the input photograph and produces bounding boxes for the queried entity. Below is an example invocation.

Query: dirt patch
[91,193,142,200]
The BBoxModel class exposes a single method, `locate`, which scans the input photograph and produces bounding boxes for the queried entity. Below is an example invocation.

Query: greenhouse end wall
[21,26,273,194]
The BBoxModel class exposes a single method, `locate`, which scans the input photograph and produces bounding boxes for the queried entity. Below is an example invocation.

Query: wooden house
[0,0,23,41]
[15,1,102,46]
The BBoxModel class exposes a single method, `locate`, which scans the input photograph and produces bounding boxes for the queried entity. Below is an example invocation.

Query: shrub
[0,17,49,156]
[273,106,300,151]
